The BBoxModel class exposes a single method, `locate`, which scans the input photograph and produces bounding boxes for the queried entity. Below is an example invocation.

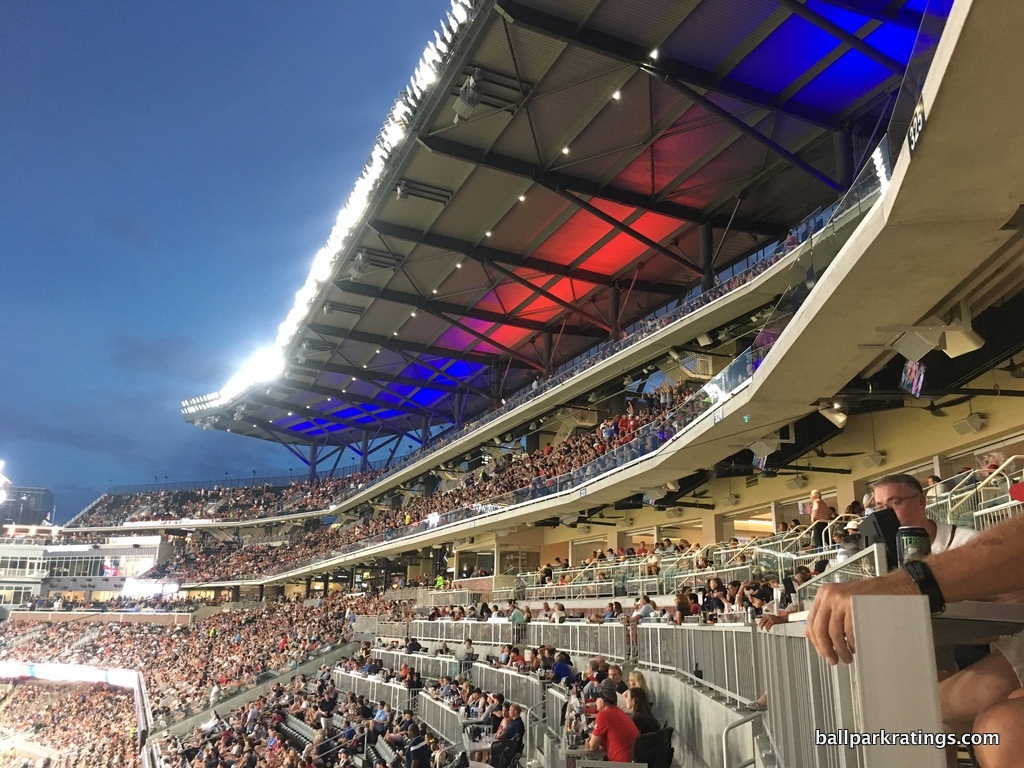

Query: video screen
[899,358,926,398]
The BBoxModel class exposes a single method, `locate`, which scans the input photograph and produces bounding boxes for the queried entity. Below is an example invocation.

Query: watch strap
[904,560,946,614]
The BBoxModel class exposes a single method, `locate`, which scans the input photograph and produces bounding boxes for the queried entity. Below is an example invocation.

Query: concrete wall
[643,669,757,768]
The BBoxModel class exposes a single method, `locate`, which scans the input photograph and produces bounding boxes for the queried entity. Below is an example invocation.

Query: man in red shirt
[587,681,639,761]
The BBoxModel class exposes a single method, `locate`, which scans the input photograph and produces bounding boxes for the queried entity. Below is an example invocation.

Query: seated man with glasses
[759,474,977,633]
[872,473,978,552]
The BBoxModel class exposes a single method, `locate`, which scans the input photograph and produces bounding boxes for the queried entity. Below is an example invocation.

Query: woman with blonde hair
[627,670,651,705]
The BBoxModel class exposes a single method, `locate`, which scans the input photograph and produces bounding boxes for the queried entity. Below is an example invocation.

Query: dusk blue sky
[1,1,452,520]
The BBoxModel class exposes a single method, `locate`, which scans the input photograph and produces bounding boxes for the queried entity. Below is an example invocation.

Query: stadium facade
[5,1,1024,767]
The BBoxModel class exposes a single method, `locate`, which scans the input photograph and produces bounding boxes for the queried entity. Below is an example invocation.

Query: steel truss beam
[273,382,444,421]
[812,0,924,30]
[650,76,844,192]
[776,0,908,75]
[418,135,780,235]
[546,186,703,276]
[304,321,530,369]
[251,395,417,441]
[289,361,462,394]
[369,220,686,295]
[493,0,842,131]
[333,279,606,338]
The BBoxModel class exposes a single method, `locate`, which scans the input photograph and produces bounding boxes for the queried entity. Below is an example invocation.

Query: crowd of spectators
[67,236,794,541]
[69,472,382,529]
[156,673,326,768]
[19,593,215,613]
[141,393,714,585]
[0,680,139,767]
[0,592,374,723]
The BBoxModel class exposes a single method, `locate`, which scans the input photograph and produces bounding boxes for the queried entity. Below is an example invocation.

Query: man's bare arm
[806,515,1024,664]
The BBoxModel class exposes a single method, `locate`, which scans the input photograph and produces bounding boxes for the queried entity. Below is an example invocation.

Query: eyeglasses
[880,493,923,508]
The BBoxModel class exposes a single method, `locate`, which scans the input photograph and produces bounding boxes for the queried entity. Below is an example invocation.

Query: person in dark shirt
[405,670,424,692]
[625,687,659,735]
[490,703,525,767]
[406,638,422,653]
[405,725,430,768]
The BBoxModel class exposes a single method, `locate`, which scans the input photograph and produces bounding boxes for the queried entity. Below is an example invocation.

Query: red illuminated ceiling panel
[531,209,614,266]
[574,211,685,273]
[532,199,641,267]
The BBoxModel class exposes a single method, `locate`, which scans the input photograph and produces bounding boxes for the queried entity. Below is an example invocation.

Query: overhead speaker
[859,451,887,468]
[784,475,808,490]
[952,413,986,435]
[696,333,713,347]
[750,436,780,458]
[718,494,739,508]
[818,407,848,428]
[893,331,940,362]
[943,329,986,358]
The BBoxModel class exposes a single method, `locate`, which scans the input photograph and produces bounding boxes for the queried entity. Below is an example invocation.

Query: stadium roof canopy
[183,0,938,460]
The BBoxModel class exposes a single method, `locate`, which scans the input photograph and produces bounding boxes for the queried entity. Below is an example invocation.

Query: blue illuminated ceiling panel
[805,0,873,32]
[729,15,841,94]
[791,49,892,114]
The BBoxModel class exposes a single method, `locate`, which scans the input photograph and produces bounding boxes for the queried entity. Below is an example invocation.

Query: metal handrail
[942,467,982,498]
[948,455,1023,518]
[722,711,761,768]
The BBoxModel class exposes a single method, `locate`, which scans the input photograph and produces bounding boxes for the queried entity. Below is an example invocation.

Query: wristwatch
[904,560,946,614]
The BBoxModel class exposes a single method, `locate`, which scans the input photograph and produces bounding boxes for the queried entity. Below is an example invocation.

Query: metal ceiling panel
[485,185,574,256]
[424,91,515,145]
[427,166,526,242]
[585,0,702,52]
[660,0,781,74]
[577,211,686,274]
[472,16,568,88]
[531,208,613,266]
[512,0,601,26]
[550,71,671,184]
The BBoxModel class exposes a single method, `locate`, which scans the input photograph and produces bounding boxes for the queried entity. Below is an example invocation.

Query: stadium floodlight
[185,1,475,413]
[452,69,481,123]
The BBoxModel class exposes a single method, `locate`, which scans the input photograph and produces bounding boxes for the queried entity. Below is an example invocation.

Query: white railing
[624,595,944,767]
[932,456,1024,524]
[759,598,943,767]
[794,544,887,609]
[471,661,546,710]
[331,669,415,713]
[389,587,429,602]
[417,691,464,745]
[974,500,1024,531]
[637,622,761,706]
[406,618,517,646]
[524,622,629,662]
[375,648,461,682]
